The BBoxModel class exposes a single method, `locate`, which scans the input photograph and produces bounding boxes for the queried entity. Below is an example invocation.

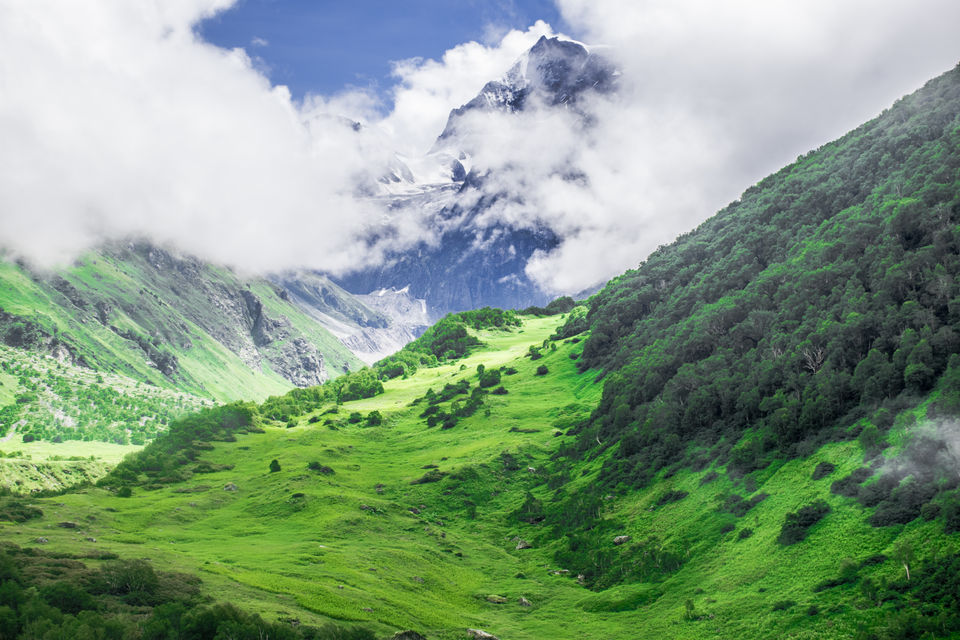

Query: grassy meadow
[1,315,955,639]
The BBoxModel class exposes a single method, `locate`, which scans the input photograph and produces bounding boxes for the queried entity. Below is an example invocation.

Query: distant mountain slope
[0,242,362,402]
[272,270,430,365]
[332,204,559,318]
[0,344,206,492]
[0,344,205,445]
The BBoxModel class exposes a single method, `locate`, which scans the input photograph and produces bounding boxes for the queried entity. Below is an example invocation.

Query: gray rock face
[466,630,500,640]
[275,272,428,364]
[114,243,330,386]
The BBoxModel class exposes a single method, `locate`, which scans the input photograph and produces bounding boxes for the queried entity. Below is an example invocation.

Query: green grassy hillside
[568,63,960,493]
[0,243,362,404]
[2,314,957,639]
[0,345,206,493]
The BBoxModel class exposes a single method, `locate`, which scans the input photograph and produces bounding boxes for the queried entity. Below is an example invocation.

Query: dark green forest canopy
[562,63,960,487]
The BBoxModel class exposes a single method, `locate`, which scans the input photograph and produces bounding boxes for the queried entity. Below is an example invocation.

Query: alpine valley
[2,30,960,640]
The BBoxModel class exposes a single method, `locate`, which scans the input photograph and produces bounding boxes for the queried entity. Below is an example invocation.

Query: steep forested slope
[564,63,960,487]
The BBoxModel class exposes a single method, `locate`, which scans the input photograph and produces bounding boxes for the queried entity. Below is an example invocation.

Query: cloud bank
[0,0,388,274]
[1,1,959,294]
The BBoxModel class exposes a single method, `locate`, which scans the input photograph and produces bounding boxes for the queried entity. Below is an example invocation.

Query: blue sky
[198,0,567,99]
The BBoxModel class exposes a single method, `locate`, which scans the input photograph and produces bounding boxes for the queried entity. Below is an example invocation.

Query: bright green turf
[3,315,954,639]
[0,369,16,406]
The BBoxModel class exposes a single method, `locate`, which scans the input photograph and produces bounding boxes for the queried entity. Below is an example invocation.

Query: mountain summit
[321,37,617,320]
[436,35,618,147]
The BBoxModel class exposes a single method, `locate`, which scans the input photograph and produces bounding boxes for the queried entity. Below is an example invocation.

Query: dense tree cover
[522,296,577,317]
[536,64,960,593]
[0,352,201,444]
[0,543,374,639]
[454,307,522,330]
[552,305,589,339]
[332,368,384,402]
[557,64,960,490]
[257,367,384,424]
[101,402,259,488]
[414,378,489,430]
[375,317,479,380]
[376,308,520,380]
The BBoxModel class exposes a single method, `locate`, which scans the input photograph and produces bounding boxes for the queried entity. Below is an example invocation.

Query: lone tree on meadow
[893,541,914,581]
[269,459,281,473]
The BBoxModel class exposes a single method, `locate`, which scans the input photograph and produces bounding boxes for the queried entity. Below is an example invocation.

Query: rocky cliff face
[107,243,331,387]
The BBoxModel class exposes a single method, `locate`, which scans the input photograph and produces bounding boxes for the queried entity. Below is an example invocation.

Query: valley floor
[1,316,955,638]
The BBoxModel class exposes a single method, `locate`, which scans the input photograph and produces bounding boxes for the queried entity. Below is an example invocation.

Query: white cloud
[2,0,959,298]
[0,0,386,275]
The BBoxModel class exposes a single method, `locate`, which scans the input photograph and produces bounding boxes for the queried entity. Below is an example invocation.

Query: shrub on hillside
[513,491,545,524]
[307,461,334,475]
[720,492,769,517]
[0,499,43,522]
[410,469,446,484]
[778,500,830,545]
[656,490,689,506]
[868,478,937,527]
[811,462,836,480]
[830,468,873,497]
[478,369,501,388]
